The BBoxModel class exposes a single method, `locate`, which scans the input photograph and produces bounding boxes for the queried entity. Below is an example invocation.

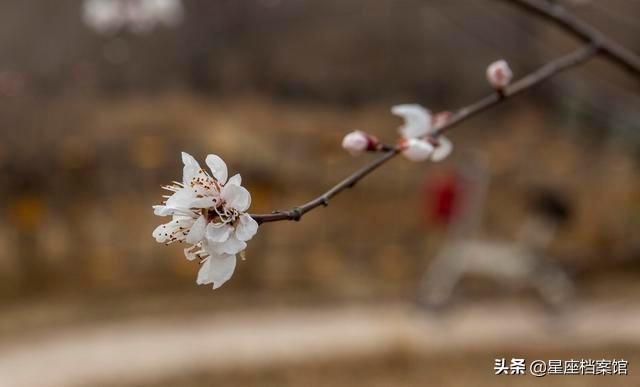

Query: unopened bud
[432,111,453,129]
[486,60,513,90]
[400,138,434,162]
[342,130,378,156]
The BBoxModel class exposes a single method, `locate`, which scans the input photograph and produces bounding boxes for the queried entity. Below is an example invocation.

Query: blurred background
[0,0,639,386]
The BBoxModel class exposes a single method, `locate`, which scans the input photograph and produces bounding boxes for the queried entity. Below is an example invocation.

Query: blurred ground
[140,348,640,387]
[2,297,640,387]
[1,272,640,387]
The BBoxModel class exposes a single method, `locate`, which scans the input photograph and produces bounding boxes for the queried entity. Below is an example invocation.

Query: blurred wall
[0,0,639,300]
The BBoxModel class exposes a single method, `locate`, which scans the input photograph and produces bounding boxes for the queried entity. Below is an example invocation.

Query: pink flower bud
[486,60,513,90]
[432,111,452,129]
[342,130,377,156]
[401,138,434,162]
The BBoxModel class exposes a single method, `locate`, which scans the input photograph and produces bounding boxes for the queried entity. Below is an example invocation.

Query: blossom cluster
[342,59,513,161]
[83,0,183,34]
[342,104,453,162]
[152,153,258,289]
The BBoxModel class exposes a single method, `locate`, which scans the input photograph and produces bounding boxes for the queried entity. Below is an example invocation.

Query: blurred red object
[425,173,462,227]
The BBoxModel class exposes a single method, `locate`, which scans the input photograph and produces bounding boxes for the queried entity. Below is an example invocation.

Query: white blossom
[486,59,513,89]
[401,138,435,162]
[83,0,184,34]
[342,130,378,156]
[153,152,258,289]
[392,104,453,162]
[392,104,432,140]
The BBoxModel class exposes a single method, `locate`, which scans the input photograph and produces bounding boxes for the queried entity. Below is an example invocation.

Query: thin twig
[434,43,598,137]
[251,0,640,225]
[251,44,599,225]
[251,149,398,224]
[499,0,640,75]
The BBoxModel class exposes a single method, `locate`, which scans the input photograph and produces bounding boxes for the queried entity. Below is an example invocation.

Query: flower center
[203,203,239,226]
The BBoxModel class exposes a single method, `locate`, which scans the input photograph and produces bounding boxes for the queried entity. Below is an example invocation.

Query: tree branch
[434,43,598,137]
[498,0,640,76]
[252,0,640,225]
[251,44,599,225]
[251,149,398,224]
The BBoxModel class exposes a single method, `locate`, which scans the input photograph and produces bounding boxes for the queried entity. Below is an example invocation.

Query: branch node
[321,197,330,207]
[290,207,303,222]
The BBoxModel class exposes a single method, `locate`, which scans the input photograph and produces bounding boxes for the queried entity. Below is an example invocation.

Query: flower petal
[221,184,251,212]
[164,187,216,211]
[431,136,453,162]
[211,235,247,255]
[165,187,197,209]
[186,215,207,244]
[182,152,202,185]
[152,216,193,243]
[196,257,213,285]
[189,196,216,209]
[205,223,233,243]
[402,138,434,162]
[152,223,170,243]
[206,154,228,184]
[153,205,174,217]
[184,245,200,261]
[236,214,258,242]
[196,253,237,289]
[227,173,242,187]
[210,254,237,289]
[391,104,432,139]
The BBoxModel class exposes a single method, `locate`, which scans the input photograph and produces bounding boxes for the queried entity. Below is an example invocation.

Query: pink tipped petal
[221,184,251,212]
[205,154,228,184]
[236,214,258,242]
